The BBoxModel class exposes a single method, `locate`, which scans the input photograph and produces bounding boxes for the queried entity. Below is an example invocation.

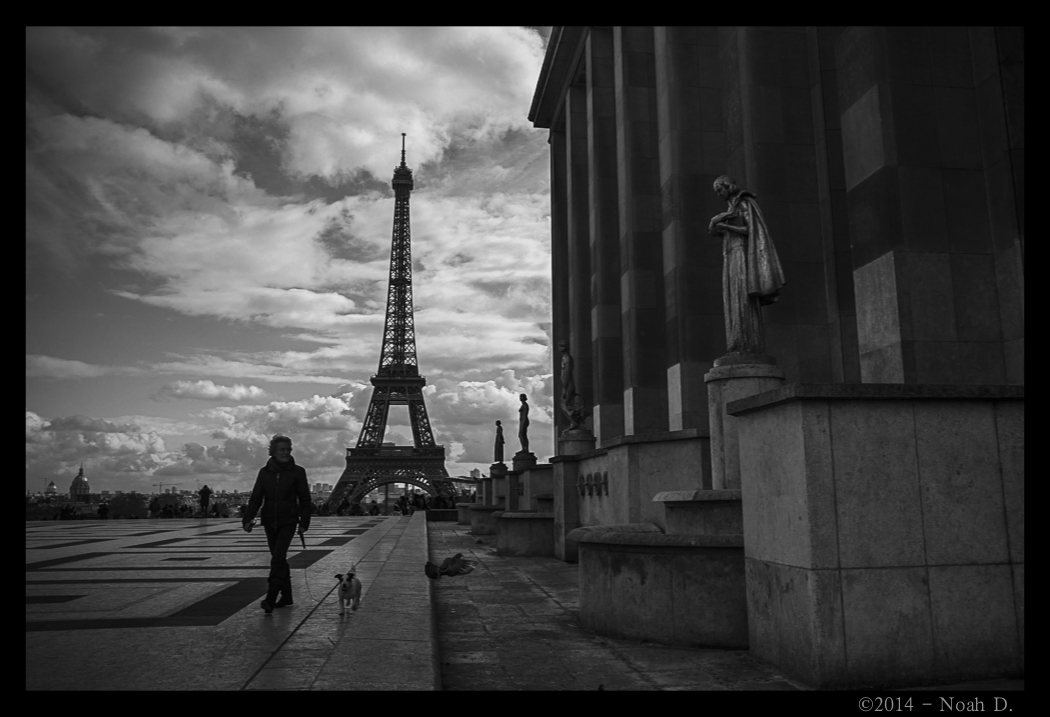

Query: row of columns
[546,26,1024,445]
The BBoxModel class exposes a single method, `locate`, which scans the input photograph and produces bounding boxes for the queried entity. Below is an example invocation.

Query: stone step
[652,489,743,536]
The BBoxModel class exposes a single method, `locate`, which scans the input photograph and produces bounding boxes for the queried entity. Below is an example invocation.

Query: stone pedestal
[558,428,596,456]
[520,464,554,511]
[485,463,506,506]
[551,457,582,563]
[704,355,785,490]
[469,505,502,536]
[512,451,536,472]
[505,471,520,512]
[455,502,472,525]
[495,511,556,557]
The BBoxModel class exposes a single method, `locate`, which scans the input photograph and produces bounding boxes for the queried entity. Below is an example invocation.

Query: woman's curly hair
[268,434,292,457]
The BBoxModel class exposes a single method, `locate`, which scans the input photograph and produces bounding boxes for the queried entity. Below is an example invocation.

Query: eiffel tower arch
[329,136,454,510]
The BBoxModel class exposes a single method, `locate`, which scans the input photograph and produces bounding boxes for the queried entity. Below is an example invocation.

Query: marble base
[705,357,785,490]
[558,429,596,456]
[512,451,537,472]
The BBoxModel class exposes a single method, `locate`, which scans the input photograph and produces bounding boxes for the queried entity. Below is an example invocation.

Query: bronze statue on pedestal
[708,175,785,356]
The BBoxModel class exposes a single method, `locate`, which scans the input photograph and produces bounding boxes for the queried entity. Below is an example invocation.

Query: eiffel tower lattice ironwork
[329,135,453,509]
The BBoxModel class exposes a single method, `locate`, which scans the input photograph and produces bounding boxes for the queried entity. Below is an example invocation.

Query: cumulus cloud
[26,411,170,492]
[26,27,545,180]
[152,379,269,402]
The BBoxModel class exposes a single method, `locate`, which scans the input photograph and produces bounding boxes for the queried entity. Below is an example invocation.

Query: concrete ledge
[599,427,702,450]
[495,511,555,558]
[574,525,748,648]
[567,522,661,542]
[652,489,742,503]
[727,383,1025,416]
[573,531,743,549]
[424,509,457,522]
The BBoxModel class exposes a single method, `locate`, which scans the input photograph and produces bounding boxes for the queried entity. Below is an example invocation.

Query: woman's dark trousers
[264,524,296,603]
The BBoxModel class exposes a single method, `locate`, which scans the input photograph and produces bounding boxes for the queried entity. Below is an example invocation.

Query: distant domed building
[69,464,90,501]
[45,481,58,495]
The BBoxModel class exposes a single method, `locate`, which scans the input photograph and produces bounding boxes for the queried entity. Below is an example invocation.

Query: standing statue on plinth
[493,420,504,463]
[558,340,590,432]
[518,393,530,454]
[708,175,785,356]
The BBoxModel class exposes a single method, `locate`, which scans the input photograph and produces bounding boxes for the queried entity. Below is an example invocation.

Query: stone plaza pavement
[27,514,1024,691]
[428,521,803,691]
[27,514,437,690]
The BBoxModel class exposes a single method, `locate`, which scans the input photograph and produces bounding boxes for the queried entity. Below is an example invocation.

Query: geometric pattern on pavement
[26,518,388,632]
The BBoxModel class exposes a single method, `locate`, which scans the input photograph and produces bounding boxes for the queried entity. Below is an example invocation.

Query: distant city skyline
[27,27,555,494]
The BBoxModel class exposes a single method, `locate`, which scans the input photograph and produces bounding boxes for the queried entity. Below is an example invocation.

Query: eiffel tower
[329,135,453,509]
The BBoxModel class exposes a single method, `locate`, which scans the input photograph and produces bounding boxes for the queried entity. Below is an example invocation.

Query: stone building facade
[527,26,1023,688]
[530,26,1023,449]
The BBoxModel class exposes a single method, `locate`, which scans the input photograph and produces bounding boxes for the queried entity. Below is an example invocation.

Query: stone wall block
[738,401,809,566]
[899,167,948,253]
[928,564,1021,680]
[993,400,1024,563]
[830,400,925,567]
[914,401,1008,565]
[840,567,935,685]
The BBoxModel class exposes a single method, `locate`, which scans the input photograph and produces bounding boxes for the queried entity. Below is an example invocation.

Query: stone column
[549,128,572,439]
[586,26,625,445]
[654,27,726,440]
[566,79,594,426]
[835,27,1007,384]
[614,26,669,435]
[704,356,785,490]
[719,26,833,385]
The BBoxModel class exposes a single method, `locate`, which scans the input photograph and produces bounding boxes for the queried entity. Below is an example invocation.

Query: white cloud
[26,354,140,380]
[25,411,172,491]
[152,380,269,402]
[26,27,546,181]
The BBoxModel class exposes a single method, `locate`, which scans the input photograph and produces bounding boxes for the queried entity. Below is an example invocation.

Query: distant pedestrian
[242,435,311,613]
[368,500,380,516]
[199,484,213,517]
[338,497,350,516]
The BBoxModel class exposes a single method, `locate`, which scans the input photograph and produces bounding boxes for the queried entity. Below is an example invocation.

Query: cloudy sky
[26,27,555,496]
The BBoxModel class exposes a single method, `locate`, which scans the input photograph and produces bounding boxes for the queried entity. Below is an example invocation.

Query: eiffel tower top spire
[392,132,413,189]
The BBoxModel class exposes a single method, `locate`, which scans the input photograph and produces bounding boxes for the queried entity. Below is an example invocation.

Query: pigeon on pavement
[425,553,478,579]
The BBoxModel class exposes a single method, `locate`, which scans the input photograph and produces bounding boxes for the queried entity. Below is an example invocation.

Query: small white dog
[334,564,362,615]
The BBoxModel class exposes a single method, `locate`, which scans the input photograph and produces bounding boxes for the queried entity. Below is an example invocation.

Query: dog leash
[247,518,325,605]
[299,526,321,603]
